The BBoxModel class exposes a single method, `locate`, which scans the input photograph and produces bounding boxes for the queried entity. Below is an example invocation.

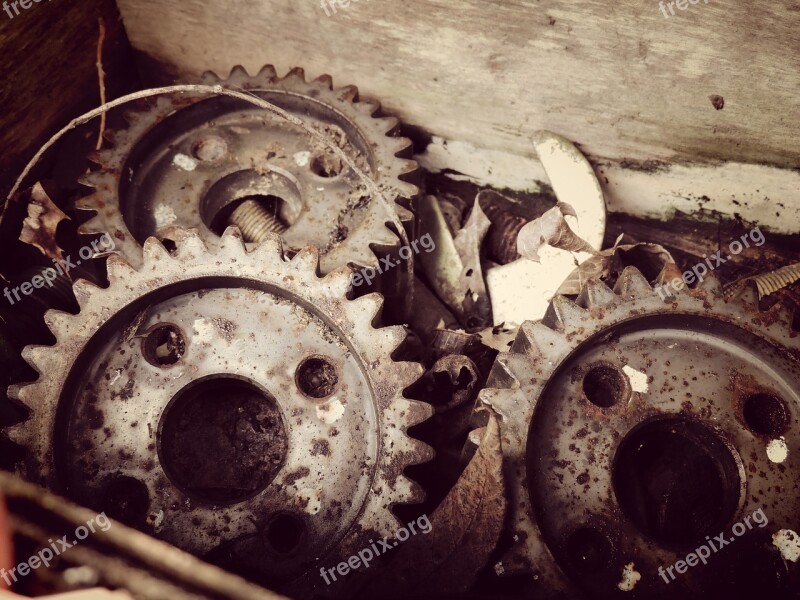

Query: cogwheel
[7,228,432,597]
[76,65,418,277]
[479,267,800,600]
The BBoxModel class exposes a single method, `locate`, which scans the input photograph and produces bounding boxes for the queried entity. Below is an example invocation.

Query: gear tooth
[87,148,118,167]
[403,397,433,428]
[696,270,724,294]
[543,295,585,331]
[142,236,174,264]
[106,254,138,285]
[19,345,50,376]
[487,354,524,389]
[351,293,384,324]
[614,266,653,297]
[394,204,414,222]
[337,85,359,103]
[355,99,379,116]
[314,73,334,89]
[72,278,104,308]
[400,475,427,504]
[226,65,252,86]
[219,226,247,254]
[252,236,287,262]
[43,309,78,338]
[734,281,761,309]
[282,66,306,83]
[77,215,106,236]
[172,230,208,260]
[289,246,321,275]
[255,64,278,81]
[199,70,223,85]
[3,420,30,447]
[576,278,617,308]
[513,321,564,357]
[323,266,354,296]
[376,116,400,135]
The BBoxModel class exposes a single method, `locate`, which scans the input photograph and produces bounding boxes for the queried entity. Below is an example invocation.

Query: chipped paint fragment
[617,562,641,591]
[172,153,197,171]
[766,437,788,464]
[316,396,345,424]
[623,365,649,393]
[294,151,311,167]
[773,529,800,562]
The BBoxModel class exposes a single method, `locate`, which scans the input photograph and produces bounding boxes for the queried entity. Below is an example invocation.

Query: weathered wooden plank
[115,0,800,169]
[0,0,123,201]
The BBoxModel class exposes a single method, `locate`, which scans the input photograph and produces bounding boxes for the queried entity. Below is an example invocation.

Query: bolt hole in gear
[478,267,800,600]
[76,66,419,304]
[7,229,432,597]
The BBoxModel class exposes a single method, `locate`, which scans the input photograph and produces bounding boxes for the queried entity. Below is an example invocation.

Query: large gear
[7,228,432,597]
[478,267,800,599]
[76,65,418,277]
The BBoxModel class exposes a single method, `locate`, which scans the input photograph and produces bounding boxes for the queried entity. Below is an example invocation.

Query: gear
[76,65,418,278]
[7,228,432,596]
[478,267,800,599]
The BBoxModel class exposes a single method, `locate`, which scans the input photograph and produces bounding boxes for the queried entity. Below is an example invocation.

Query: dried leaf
[532,130,606,249]
[417,195,465,316]
[359,414,505,598]
[516,203,597,262]
[18,183,70,264]
[558,241,675,295]
[453,199,492,328]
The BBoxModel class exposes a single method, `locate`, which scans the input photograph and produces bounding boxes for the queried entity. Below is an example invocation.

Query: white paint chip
[293,150,311,167]
[297,487,322,515]
[766,437,789,464]
[154,204,178,229]
[617,562,640,591]
[172,153,198,171]
[192,317,216,345]
[623,365,649,394]
[772,529,800,562]
[316,396,345,424]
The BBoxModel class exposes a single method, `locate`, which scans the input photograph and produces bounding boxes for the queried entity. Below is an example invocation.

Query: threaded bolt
[228,200,287,243]
[480,202,528,265]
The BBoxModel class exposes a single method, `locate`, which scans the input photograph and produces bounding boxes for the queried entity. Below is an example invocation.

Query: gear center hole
[612,417,742,548]
[159,376,288,505]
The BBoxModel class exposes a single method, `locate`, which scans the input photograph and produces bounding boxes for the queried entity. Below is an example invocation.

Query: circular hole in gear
[565,527,613,574]
[159,377,288,505]
[310,151,345,178]
[103,476,150,524]
[142,324,186,367]
[295,356,339,399]
[742,393,790,436]
[582,365,629,408]
[612,417,742,548]
[262,512,306,555]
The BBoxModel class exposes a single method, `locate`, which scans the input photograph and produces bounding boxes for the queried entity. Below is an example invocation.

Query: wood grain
[0,0,123,202]
[115,0,800,168]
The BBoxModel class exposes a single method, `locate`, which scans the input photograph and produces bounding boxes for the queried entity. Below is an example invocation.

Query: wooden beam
[115,0,800,169]
[0,0,124,203]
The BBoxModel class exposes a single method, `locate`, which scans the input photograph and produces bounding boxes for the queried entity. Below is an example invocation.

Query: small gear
[76,65,418,277]
[7,228,432,596]
[478,268,799,599]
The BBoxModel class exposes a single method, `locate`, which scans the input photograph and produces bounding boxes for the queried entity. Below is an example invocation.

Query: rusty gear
[76,65,418,277]
[478,267,800,599]
[7,228,432,596]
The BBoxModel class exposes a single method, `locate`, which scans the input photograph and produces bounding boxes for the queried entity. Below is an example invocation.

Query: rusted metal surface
[7,228,432,597]
[477,267,800,599]
[75,66,419,304]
